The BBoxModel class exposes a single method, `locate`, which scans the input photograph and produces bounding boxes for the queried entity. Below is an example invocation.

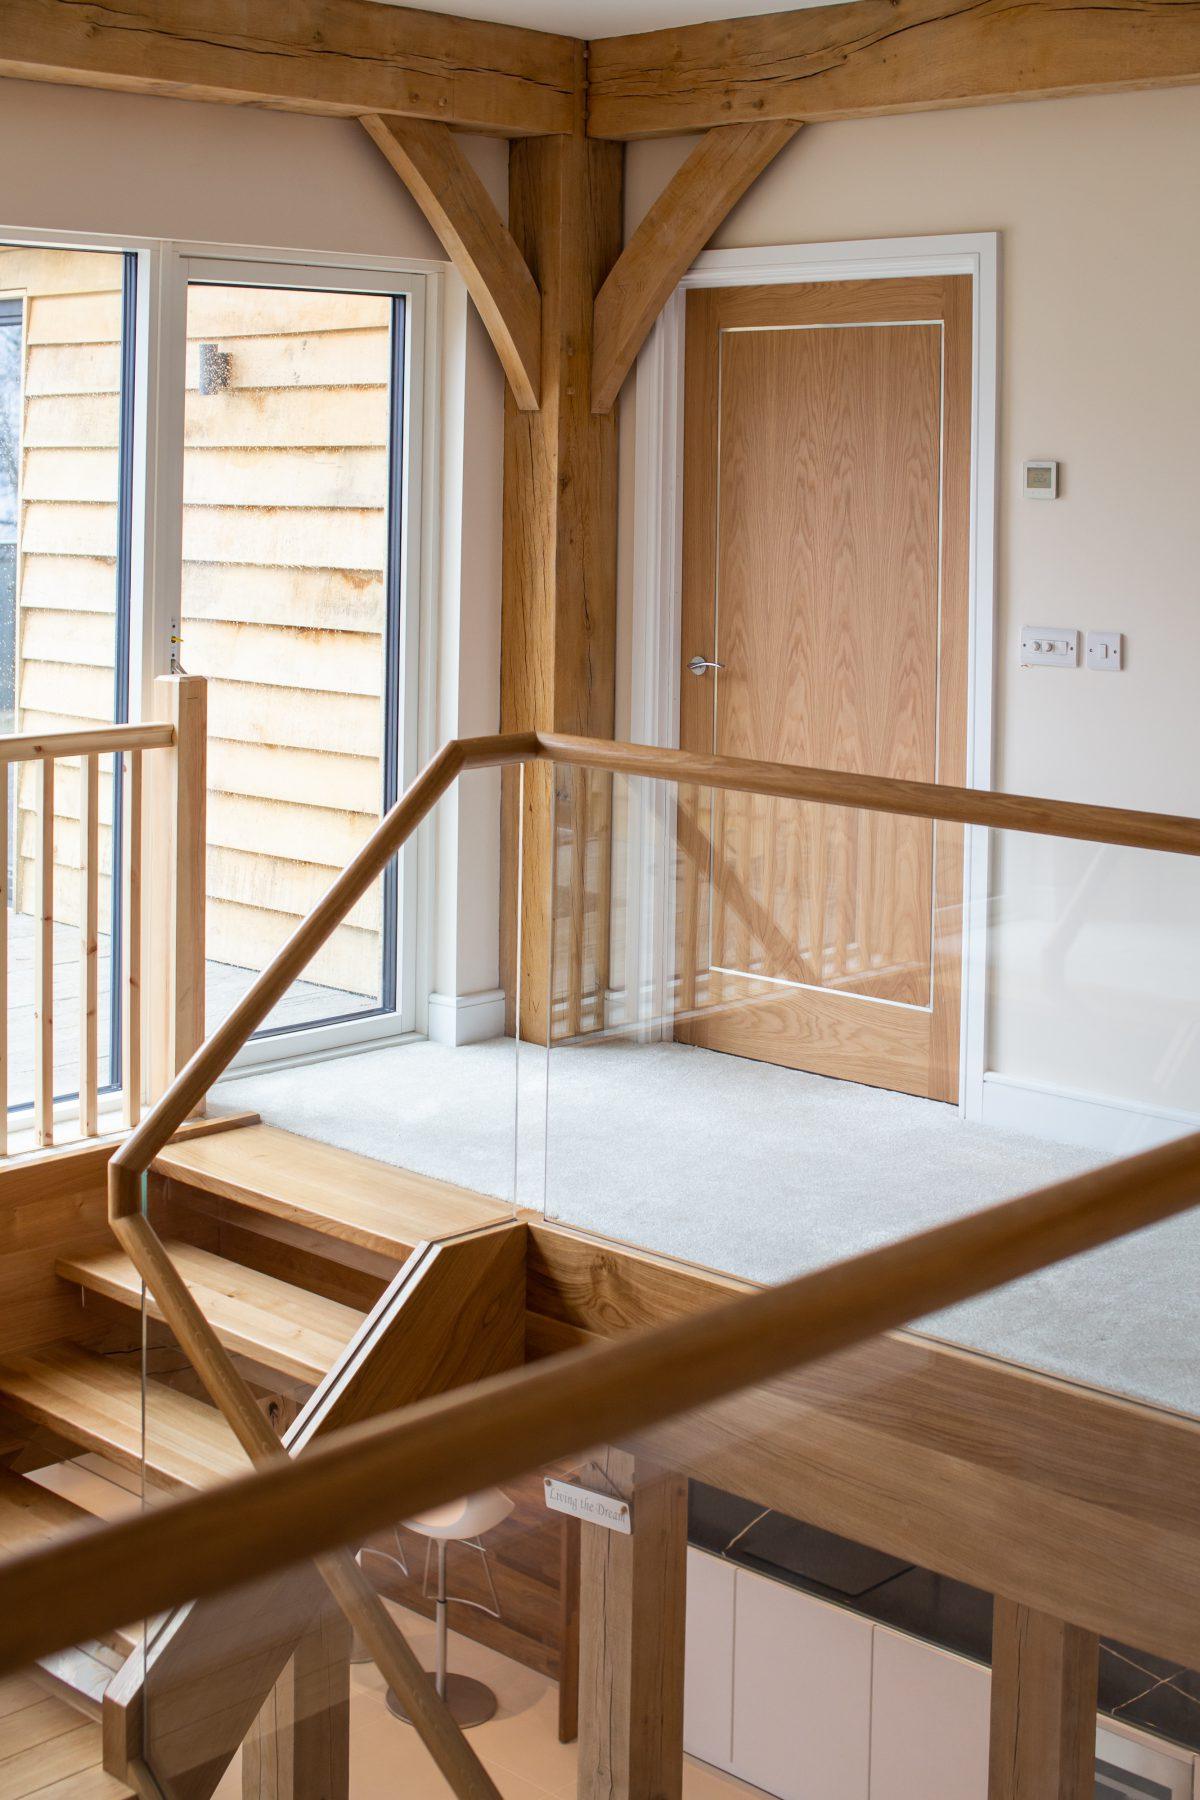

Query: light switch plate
[1020,626,1078,668]
[1086,630,1122,671]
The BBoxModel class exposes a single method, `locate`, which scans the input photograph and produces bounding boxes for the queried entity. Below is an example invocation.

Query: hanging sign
[543,1477,632,1534]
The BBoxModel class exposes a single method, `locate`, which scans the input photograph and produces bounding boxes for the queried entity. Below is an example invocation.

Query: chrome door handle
[687,656,725,676]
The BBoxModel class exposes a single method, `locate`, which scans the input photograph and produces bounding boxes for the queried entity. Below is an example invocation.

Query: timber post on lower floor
[576,1447,688,1800]
[988,1599,1099,1800]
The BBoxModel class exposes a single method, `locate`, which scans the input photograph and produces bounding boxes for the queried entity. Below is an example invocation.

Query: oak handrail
[108,732,537,1216]
[537,733,1200,858]
[7,1125,1200,1675]
[91,723,1200,1791]
[0,721,174,763]
[111,728,1200,1215]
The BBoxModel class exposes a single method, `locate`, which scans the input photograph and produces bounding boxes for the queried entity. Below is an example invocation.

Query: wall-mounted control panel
[1022,459,1059,499]
[1020,626,1079,668]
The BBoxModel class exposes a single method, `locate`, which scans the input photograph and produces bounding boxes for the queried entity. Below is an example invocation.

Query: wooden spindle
[33,758,54,1149]
[566,766,587,1039]
[0,766,8,1158]
[79,753,100,1137]
[122,750,143,1130]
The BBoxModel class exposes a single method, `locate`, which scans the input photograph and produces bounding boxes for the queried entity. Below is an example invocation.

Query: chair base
[385,1672,499,1729]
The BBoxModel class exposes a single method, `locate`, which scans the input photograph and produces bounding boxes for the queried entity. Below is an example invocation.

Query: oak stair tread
[0,1674,132,1799]
[0,1347,247,1491]
[153,1122,509,1260]
[55,1241,364,1387]
[0,1471,138,1719]
[0,1465,98,1560]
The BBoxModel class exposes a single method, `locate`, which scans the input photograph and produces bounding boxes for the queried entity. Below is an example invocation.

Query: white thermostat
[1023,459,1059,500]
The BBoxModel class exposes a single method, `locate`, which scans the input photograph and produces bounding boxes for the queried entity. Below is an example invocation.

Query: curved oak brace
[364,114,542,411]
[587,0,1200,138]
[591,120,800,414]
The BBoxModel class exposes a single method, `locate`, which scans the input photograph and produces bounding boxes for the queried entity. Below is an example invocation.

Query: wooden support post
[989,1599,1098,1800]
[243,1606,351,1800]
[147,675,207,1108]
[500,128,623,1041]
[577,1449,687,1800]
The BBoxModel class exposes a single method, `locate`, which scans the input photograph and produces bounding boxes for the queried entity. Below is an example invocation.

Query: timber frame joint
[363,113,543,410]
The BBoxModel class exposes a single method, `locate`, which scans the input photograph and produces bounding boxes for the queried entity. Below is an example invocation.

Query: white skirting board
[426,988,507,1047]
[979,1073,1200,1156]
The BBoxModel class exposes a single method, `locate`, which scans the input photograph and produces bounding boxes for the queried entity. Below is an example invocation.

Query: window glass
[179,282,403,1035]
[0,247,129,1109]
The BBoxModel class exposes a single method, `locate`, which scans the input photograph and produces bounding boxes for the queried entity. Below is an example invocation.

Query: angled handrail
[95,726,1200,1795]
[5,1125,1200,1675]
[109,731,538,1218]
[111,728,1200,1216]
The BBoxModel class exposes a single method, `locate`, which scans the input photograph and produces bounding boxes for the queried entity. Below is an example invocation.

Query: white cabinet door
[869,1626,990,1800]
[732,1570,873,1800]
[685,1548,737,1772]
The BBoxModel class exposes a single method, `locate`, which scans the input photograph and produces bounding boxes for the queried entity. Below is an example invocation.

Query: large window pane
[180,282,401,1036]
[0,246,129,1113]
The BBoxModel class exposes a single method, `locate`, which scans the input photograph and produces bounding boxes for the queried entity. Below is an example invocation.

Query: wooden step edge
[150,1143,420,1260]
[35,1640,127,1722]
[0,1470,138,1716]
[0,1348,247,1492]
[55,1242,363,1388]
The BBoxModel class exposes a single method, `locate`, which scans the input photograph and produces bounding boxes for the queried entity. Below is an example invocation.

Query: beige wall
[0,78,446,261]
[618,88,1200,1127]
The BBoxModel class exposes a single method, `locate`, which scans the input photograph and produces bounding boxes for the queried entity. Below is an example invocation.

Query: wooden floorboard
[0,1675,130,1800]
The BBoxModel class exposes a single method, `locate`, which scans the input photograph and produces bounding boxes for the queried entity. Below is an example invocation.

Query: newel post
[146,674,207,1110]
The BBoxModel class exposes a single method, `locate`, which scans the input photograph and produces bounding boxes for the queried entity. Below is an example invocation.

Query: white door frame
[627,232,999,1118]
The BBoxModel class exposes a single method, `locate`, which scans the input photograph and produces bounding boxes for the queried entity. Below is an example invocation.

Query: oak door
[676,277,971,1101]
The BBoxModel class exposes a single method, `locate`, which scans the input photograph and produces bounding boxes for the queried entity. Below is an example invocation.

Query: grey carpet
[222,1037,1200,1418]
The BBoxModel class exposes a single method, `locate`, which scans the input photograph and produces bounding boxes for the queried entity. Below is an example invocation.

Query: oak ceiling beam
[364,115,542,411]
[2,0,579,138]
[591,120,800,413]
[586,0,1200,138]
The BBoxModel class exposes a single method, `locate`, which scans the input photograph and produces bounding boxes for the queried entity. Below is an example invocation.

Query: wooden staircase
[0,1118,516,1799]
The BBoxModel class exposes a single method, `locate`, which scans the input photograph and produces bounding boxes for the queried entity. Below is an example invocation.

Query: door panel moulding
[626,234,999,1120]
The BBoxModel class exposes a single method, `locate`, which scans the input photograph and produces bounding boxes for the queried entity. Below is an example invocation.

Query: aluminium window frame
[0,224,446,1082]
[0,239,137,1115]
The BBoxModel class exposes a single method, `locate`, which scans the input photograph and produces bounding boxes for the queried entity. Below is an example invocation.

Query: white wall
[618,88,1200,1135]
[0,75,508,1024]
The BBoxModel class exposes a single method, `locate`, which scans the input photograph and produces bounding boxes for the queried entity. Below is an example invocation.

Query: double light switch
[1020,627,1078,668]
[1021,628,1124,671]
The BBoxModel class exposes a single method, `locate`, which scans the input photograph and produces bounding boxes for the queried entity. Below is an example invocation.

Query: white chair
[384,1488,514,1728]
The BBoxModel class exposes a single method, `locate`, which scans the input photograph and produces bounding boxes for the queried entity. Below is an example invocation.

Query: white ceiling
[377,0,838,36]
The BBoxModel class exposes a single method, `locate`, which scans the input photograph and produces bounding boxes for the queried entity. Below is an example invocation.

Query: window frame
[0,224,446,1081]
